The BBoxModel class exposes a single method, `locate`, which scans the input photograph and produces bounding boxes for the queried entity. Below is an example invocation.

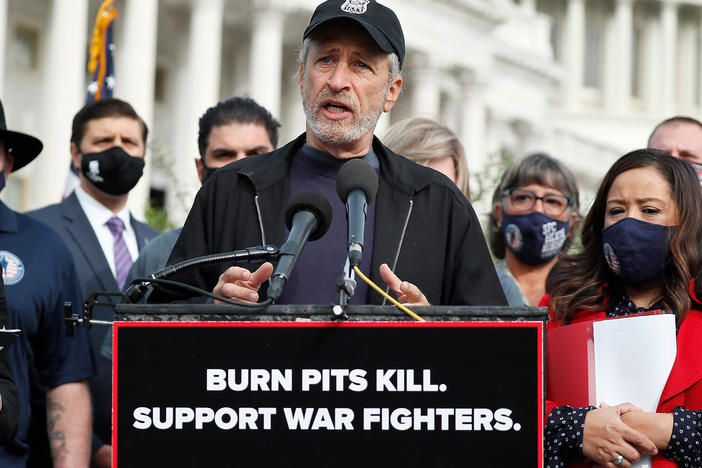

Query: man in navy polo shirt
[0,99,95,467]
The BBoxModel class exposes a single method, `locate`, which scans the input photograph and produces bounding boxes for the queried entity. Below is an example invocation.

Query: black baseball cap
[303,0,405,68]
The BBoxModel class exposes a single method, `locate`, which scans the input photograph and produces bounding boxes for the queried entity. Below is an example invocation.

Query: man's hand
[379,263,430,306]
[213,262,274,303]
[91,444,111,468]
[582,402,658,468]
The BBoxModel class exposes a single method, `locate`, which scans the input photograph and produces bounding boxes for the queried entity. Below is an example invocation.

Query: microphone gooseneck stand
[64,245,281,335]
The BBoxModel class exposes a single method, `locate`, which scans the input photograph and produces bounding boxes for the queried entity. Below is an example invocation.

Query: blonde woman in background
[383,117,470,199]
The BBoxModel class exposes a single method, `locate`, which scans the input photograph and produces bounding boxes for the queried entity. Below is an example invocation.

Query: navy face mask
[602,217,674,288]
[501,211,570,266]
[0,172,5,193]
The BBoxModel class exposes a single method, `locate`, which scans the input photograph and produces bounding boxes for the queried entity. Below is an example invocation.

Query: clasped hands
[212,262,429,306]
[583,402,666,468]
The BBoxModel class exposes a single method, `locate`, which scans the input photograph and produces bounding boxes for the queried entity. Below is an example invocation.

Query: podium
[112,304,546,467]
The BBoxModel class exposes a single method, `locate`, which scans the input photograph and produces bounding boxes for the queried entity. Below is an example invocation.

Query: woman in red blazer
[543,149,702,468]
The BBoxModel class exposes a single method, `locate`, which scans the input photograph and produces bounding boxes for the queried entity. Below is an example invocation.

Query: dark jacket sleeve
[148,174,247,303]
[0,352,18,446]
[0,265,19,445]
[448,199,507,306]
[379,175,507,306]
[148,184,212,303]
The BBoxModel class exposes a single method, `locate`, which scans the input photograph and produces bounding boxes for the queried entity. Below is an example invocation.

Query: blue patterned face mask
[602,217,675,287]
[501,211,569,266]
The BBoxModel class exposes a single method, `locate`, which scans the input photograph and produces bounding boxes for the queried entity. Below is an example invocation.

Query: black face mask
[81,146,144,195]
[200,159,217,184]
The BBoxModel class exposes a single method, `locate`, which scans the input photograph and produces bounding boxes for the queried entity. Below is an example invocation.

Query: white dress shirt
[74,186,139,279]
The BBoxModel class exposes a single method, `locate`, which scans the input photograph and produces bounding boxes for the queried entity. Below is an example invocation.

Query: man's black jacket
[150,134,506,306]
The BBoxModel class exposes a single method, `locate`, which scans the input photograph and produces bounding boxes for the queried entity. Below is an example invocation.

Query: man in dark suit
[28,98,158,467]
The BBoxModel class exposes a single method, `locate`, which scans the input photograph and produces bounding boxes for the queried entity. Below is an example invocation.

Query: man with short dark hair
[152,0,505,308]
[126,97,279,299]
[195,96,279,181]
[28,98,159,467]
[0,99,95,467]
[648,116,702,188]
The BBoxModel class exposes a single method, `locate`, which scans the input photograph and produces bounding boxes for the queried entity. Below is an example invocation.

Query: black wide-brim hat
[303,0,405,68]
[0,99,43,172]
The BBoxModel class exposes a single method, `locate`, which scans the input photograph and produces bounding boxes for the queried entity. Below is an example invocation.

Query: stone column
[661,0,678,115]
[248,3,284,119]
[409,53,441,119]
[677,21,698,114]
[169,0,223,225]
[641,14,661,112]
[459,72,488,210]
[520,0,536,14]
[0,0,7,95]
[116,0,159,221]
[607,0,633,113]
[280,58,305,143]
[30,0,89,209]
[563,0,585,110]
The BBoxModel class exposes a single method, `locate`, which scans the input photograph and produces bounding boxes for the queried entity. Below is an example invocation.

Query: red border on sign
[112,320,544,468]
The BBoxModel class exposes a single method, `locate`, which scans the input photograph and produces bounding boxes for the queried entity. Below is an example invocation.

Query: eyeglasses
[504,188,572,216]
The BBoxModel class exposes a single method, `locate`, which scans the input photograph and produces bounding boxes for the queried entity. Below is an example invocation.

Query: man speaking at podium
[151,0,506,307]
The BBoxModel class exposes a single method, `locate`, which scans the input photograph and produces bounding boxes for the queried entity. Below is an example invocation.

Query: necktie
[106,217,133,290]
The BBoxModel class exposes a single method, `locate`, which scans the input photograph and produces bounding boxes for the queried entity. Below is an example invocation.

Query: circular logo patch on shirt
[503,223,523,252]
[603,243,619,275]
[0,250,25,286]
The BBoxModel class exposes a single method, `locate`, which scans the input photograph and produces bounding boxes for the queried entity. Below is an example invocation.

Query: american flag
[0,251,24,285]
[86,0,117,102]
[63,0,118,198]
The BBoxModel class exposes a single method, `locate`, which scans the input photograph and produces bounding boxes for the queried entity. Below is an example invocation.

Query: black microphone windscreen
[336,159,379,204]
[284,190,333,241]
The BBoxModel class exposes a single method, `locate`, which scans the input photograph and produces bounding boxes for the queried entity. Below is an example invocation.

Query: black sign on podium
[113,306,543,468]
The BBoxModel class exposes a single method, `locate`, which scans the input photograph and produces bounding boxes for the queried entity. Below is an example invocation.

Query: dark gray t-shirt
[278,144,378,305]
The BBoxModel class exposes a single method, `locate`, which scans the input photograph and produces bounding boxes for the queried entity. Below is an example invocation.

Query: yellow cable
[353,265,425,322]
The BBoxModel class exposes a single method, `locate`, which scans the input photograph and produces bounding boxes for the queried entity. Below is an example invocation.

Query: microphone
[267,190,333,302]
[336,159,378,268]
[123,245,280,303]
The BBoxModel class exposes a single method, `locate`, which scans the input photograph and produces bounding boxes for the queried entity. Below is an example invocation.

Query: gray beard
[303,89,386,145]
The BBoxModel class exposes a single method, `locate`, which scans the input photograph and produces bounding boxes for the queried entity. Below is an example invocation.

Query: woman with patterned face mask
[488,153,580,306]
[543,149,702,467]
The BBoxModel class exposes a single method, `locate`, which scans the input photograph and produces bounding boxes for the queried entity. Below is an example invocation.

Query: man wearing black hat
[0,100,95,467]
[152,0,506,307]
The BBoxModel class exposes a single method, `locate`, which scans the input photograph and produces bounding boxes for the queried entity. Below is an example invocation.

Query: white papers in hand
[594,314,677,468]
